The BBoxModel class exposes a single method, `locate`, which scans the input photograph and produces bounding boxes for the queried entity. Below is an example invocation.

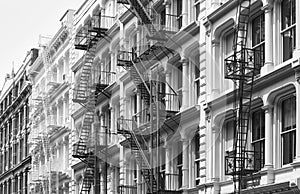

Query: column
[164,0,171,30]
[181,137,189,190]
[262,104,275,183]
[211,40,220,97]
[181,56,189,110]
[110,167,115,194]
[7,180,10,194]
[119,147,126,188]
[295,72,300,162]
[63,136,68,171]
[261,3,274,75]
[12,176,17,194]
[212,126,220,193]
[18,174,22,194]
[23,170,27,194]
[136,93,141,126]
[110,107,116,144]
[182,0,188,27]
[136,163,142,194]
[165,145,171,190]
[64,93,69,124]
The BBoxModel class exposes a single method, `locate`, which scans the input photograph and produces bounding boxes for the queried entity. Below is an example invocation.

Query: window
[281,0,296,61]
[177,64,183,107]
[223,32,234,92]
[194,0,201,21]
[252,13,265,70]
[225,32,234,57]
[281,95,296,165]
[225,120,234,153]
[177,142,183,189]
[252,110,265,170]
[194,53,200,102]
[194,132,200,186]
[176,0,182,29]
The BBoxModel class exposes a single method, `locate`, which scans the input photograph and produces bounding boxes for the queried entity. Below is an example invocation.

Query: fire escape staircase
[72,12,109,194]
[117,118,161,194]
[116,1,181,192]
[224,0,264,192]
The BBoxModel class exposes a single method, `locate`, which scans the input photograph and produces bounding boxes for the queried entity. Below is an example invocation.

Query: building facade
[0,0,293,194]
[28,10,74,194]
[0,48,37,194]
[69,0,300,194]
[204,0,300,193]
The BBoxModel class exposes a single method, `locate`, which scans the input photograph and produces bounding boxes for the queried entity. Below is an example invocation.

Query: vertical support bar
[261,3,274,75]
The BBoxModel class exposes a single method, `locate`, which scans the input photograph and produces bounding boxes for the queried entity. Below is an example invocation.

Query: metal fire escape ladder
[224,0,263,193]
[41,46,52,194]
[72,11,110,194]
[118,118,158,194]
[119,0,157,36]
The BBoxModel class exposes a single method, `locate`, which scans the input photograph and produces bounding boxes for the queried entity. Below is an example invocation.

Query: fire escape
[224,0,263,193]
[72,10,113,194]
[117,0,181,193]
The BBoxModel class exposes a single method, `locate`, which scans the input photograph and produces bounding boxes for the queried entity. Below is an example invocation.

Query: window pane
[252,14,265,46]
[282,0,294,29]
[252,110,265,141]
[195,3,200,21]
[282,131,295,165]
[177,65,182,89]
[194,54,200,78]
[226,121,234,151]
[226,33,234,56]
[282,97,292,131]
[291,95,296,128]
[282,96,296,131]
[282,28,296,61]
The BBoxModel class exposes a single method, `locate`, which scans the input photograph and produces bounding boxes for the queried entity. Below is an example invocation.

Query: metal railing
[132,108,150,126]
[163,173,182,190]
[224,47,264,80]
[225,150,262,175]
[118,185,137,194]
[160,93,181,113]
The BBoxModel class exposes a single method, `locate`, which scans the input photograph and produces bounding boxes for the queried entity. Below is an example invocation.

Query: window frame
[251,12,265,73]
[280,94,296,165]
[221,29,235,93]
[251,108,265,171]
[194,0,201,21]
[193,131,201,186]
[280,0,296,62]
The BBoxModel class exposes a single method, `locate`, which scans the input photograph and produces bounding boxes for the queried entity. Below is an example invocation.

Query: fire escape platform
[240,182,300,194]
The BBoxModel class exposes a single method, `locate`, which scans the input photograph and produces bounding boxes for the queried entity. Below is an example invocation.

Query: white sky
[0,0,84,88]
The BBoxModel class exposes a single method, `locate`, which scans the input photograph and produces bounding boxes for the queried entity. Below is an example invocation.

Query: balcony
[224,48,264,80]
[75,13,115,50]
[162,173,182,193]
[47,115,64,135]
[225,150,262,176]
[95,71,116,98]
[118,185,137,194]
[46,72,60,96]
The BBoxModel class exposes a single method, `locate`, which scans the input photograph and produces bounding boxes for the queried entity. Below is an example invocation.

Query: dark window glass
[281,0,296,61]
[281,96,296,165]
[252,110,265,170]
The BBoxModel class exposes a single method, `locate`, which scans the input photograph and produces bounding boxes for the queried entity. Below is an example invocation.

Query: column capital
[180,57,189,64]
[163,0,171,6]
[211,39,220,47]
[261,3,273,13]
[294,69,300,84]
[262,104,274,112]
